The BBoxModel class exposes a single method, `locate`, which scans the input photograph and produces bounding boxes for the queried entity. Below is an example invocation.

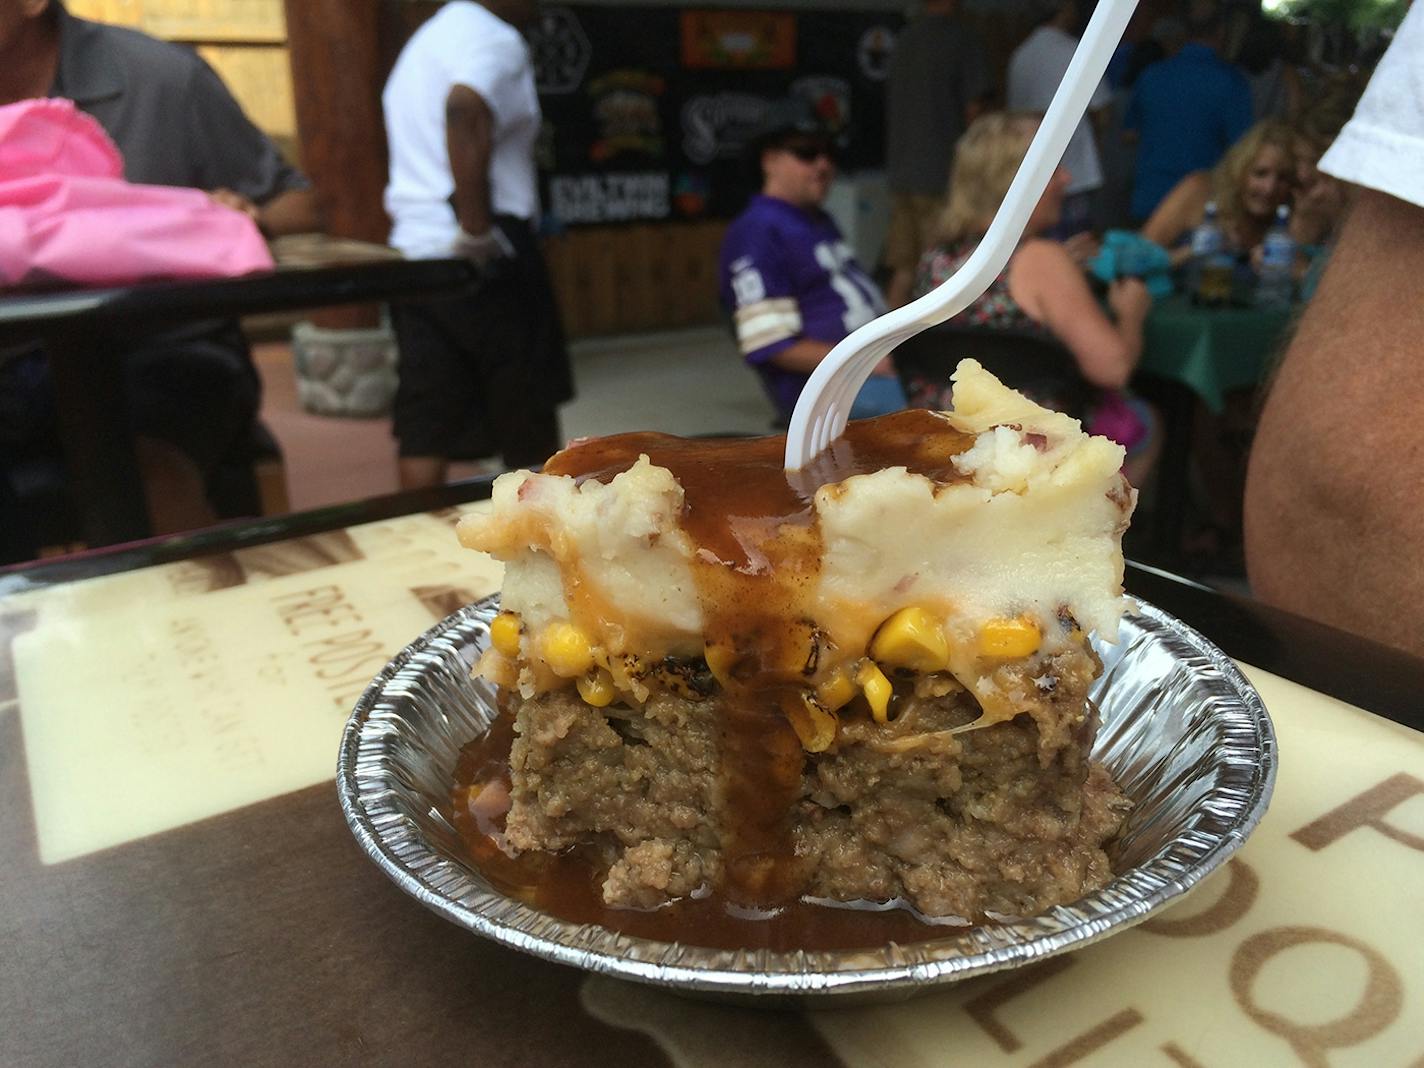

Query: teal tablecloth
[1139,295,1295,412]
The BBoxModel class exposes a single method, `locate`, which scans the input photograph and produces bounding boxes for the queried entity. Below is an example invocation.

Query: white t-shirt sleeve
[1319,4,1424,208]
[441,7,529,131]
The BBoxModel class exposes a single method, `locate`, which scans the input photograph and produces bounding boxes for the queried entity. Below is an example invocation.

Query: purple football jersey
[719,194,886,419]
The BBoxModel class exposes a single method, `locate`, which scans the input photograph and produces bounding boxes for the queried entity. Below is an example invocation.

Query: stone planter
[291,319,399,417]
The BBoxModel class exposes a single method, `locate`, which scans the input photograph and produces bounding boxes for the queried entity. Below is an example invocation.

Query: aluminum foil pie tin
[338,595,1276,1004]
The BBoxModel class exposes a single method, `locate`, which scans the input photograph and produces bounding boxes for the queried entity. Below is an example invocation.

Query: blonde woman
[1140,119,1297,258]
[912,113,1157,483]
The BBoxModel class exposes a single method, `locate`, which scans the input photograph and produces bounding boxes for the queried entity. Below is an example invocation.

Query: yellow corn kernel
[978,616,1042,659]
[489,611,523,658]
[576,669,617,707]
[539,621,595,678]
[789,692,838,752]
[856,661,893,724]
[816,669,858,713]
[869,606,951,673]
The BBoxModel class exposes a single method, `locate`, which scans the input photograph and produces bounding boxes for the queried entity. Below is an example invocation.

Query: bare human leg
[134,436,217,534]
[399,455,448,490]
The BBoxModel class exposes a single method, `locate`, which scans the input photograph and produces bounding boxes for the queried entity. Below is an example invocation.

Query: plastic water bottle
[1190,201,1232,306]
[1256,205,1296,308]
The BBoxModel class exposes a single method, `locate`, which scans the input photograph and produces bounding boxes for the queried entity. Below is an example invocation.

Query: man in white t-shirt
[1244,4,1424,658]
[382,0,572,489]
[1007,0,1112,238]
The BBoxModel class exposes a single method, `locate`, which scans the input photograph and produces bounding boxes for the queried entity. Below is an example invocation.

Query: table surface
[1138,294,1296,413]
[3,481,1421,1067]
[0,247,474,341]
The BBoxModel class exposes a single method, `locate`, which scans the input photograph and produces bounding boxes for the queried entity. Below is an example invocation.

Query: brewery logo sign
[857,26,896,82]
[680,92,768,166]
[790,75,852,142]
[680,11,796,70]
[589,69,666,163]
[548,172,671,224]
[531,6,591,95]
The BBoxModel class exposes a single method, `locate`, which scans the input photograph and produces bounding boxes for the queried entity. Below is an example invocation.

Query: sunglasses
[783,141,834,163]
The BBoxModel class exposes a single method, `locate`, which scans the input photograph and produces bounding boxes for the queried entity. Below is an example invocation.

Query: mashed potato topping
[458,359,1133,738]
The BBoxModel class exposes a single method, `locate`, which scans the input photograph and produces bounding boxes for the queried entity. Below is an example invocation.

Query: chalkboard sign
[530,5,900,227]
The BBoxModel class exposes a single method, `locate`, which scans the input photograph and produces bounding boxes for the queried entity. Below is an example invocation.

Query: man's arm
[255,187,322,236]
[767,339,835,374]
[1139,171,1211,252]
[211,186,323,237]
[1243,187,1424,658]
[446,83,495,238]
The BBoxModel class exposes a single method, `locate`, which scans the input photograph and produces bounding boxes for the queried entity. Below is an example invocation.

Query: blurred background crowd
[0,0,1415,652]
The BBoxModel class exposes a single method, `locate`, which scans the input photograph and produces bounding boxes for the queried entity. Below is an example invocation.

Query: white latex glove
[451,226,515,268]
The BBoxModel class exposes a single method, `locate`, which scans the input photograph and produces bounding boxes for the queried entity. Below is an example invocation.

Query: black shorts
[390,216,572,468]
[0,320,260,474]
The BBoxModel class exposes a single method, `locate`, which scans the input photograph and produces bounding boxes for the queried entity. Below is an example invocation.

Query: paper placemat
[6,513,1423,1065]
[7,505,500,863]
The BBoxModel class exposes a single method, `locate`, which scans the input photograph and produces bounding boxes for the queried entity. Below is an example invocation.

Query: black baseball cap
[747,97,835,157]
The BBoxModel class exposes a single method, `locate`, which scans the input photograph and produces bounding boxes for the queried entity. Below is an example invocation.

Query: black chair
[207,420,289,520]
[5,455,77,553]
[0,462,39,565]
[892,323,1094,421]
[5,420,286,556]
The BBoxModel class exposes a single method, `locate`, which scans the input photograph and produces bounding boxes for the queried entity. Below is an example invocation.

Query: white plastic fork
[783,0,1141,471]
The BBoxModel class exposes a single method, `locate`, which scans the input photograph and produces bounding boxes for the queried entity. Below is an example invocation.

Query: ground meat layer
[797,695,1127,918]
[502,655,1130,919]
[504,691,724,909]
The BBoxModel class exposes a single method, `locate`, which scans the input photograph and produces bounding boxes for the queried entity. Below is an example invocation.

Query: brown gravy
[466,415,981,940]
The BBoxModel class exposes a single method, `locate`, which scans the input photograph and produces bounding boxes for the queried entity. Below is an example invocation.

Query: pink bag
[0,98,274,288]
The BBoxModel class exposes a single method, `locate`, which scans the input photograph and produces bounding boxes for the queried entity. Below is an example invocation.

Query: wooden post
[283,0,389,328]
